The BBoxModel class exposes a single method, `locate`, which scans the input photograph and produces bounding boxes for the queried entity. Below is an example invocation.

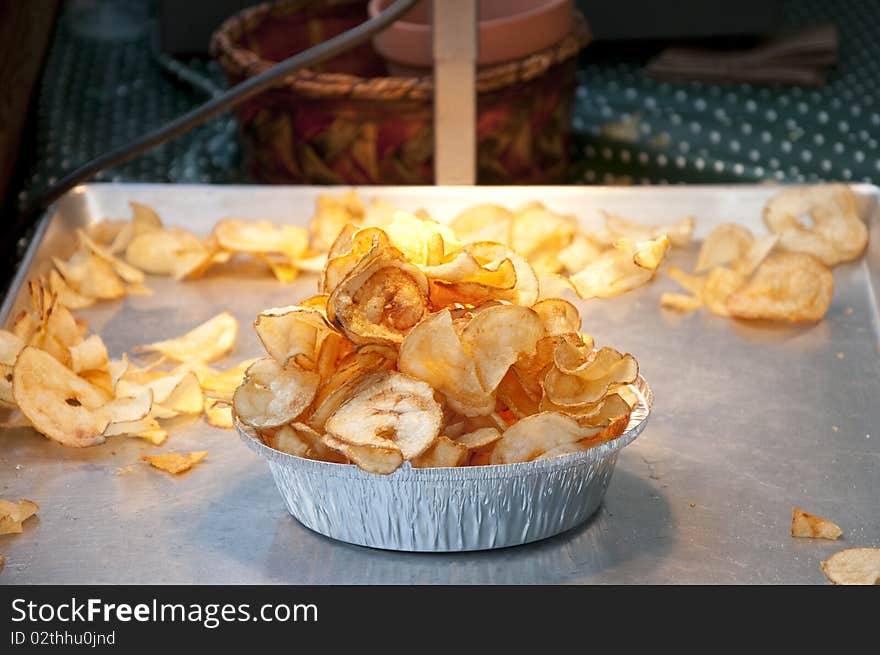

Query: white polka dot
[576,87,588,100]
[601,106,613,118]
[781,142,792,153]
[754,166,765,177]
[620,150,632,163]
[709,131,721,144]
[573,117,585,130]
[690,122,701,134]
[817,111,829,124]
[871,113,880,125]
[801,150,813,163]
[834,142,845,154]
[657,154,668,167]
[813,134,825,146]
[851,105,862,117]
[730,140,741,153]
[797,102,809,114]
[602,173,615,184]
[854,150,865,162]
[714,161,725,173]
[675,90,687,102]
[733,163,745,175]
[765,109,778,121]
[694,98,707,111]
[638,152,649,165]
[695,158,705,171]
[644,96,657,110]
[675,156,686,169]
[841,168,852,179]
[761,131,773,143]
[741,123,752,135]
[769,158,780,169]
[625,87,637,100]
[725,92,737,103]
[745,100,757,112]
[670,114,682,126]
[788,165,801,176]
[679,141,691,153]
[640,122,653,134]
[774,170,786,180]
[601,147,613,160]
[821,160,832,172]
[749,149,761,162]
[838,120,850,132]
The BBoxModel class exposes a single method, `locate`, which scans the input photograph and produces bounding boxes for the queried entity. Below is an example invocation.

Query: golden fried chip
[597,212,694,248]
[0,498,40,535]
[13,347,109,447]
[489,412,604,464]
[533,442,592,461]
[198,358,258,401]
[384,210,460,266]
[310,191,364,252]
[695,223,754,273]
[254,306,335,366]
[557,233,602,274]
[764,184,868,266]
[325,371,442,461]
[233,358,320,428]
[204,398,233,428]
[48,269,95,310]
[129,201,164,235]
[511,202,578,259]
[732,233,779,277]
[791,507,842,540]
[327,243,429,346]
[531,298,581,336]
[660,292,703,312]
[319,434,403,475]
[821,548,880,585]
[450,204,513,245]
[726,253,833,322]
[570,235,669,299]
[54,251,126,300]
[78,230,145,284]
[702,266,746,317]
[411,436,469,468]
[399,310,494,416]
[452,427,502,450]
[141,451,207,475]
[134,312,237,363]
[544,347,639,407]
[214,219,308,258]
[68,334,109,374]
[98,388,153,426]
[459,304,544,393]
[124,227,209,276]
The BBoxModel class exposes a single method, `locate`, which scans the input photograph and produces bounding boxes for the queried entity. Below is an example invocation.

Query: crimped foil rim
[237,375,652,481]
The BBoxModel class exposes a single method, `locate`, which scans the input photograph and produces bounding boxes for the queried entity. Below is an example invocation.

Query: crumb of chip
[836,352,845,360]
[689,502,696,508]
[0,498,40,536]
[791,507,842,540]
[844,307,854,316]
[115,465,134,476]
[832,425,839,432]
[141,451,207,475]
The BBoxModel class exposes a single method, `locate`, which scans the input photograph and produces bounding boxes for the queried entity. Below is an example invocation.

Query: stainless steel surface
[236,377,651,552]
[1,183,878,583]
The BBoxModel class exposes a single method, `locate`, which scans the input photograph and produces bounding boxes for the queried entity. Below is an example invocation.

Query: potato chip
[134,312,237,363]
[452,426,502,450]
[821,548,880,585]
[142,451,207,475]
[384,210,460,266]
[198,358,258,401]
[78,230,145,284]
[570,235,669,299]
[660,292,703,312]
[89,218,130,249]
[55,251,126,301]
[0,498,40,535]
[557,233,602,274]
[68,334,109,374]
[791,507,842,540]
[450,204,513,245]
[48,269,95,310]
[129,201,164,235]
[411,435,469,468]
[544,347,639,407]
[97,388,153,426]
[732,233,779,277]
[214,219,308,258]
[13,346,110,447]
[327,243,429,346]
[764,184,868,266]
[702,266,746,317]
[310,190,364,252]
[511,202,578,259]
[695,223,754,273]
[204,398,233,428]
[320,226,391,295]
[103,416,167,444]
[319,433,403,475]
[0,330,25,367]
[124,227,210,276]
[531,298,581,336]
[533,442,592,461]
[459,304,544,393]
[597,212,694,248]
[233,358,320,428]
[466,242,540,307]
[399,309,494,416]
[255,306,335,367]
[489,412,604,464]
[539,391,632,428]
[726,253,833,322]
[325,371,441,461]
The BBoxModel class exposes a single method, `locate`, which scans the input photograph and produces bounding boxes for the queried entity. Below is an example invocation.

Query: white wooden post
[432,0,477,185]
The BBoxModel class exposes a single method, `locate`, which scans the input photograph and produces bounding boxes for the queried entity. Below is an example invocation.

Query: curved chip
[726,252,833,323]
[318,434,403,475]
[327,243,429,346]
[764,184,868,266]
[324,370,442,461]
[543,347,639,407]
[695,223,754,273]
[134,312,238,363]
[531,298,581,336]
[233,358,320,428]
[125,227,210,276]
[214,219,308,258]
[398,310,494,416]
[12,346,109,447]
[489,412,603,465]
[450,204,513,245]
[254,306,336,366]
[821,548,880,585]
[570,235,669,300]
[411,435,469,468]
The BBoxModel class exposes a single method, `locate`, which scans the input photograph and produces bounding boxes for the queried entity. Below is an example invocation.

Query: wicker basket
[211,0,590,184]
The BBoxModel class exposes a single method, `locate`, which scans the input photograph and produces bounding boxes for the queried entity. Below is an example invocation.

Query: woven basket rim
[210,0,591,101]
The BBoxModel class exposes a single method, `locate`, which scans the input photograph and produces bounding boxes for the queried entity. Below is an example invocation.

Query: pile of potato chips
[0,282,245,447]
[662,184,866,322]
[234,208,643,474]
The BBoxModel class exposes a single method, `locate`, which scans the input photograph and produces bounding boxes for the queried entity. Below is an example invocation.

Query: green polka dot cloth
[571,0,880,185]
[16,0,879,209]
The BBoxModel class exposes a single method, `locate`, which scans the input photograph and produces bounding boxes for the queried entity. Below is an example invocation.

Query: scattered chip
[821,548,880,585]
[134,313,238,363]
[570,235,670,299]
[141,451,208,475]
[791,507,842,540]
[0,498,40,535]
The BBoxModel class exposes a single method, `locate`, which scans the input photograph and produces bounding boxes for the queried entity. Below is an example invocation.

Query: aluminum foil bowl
[237,376,652,552]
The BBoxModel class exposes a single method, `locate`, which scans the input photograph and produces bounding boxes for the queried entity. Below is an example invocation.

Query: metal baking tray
[1,183,878,583]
